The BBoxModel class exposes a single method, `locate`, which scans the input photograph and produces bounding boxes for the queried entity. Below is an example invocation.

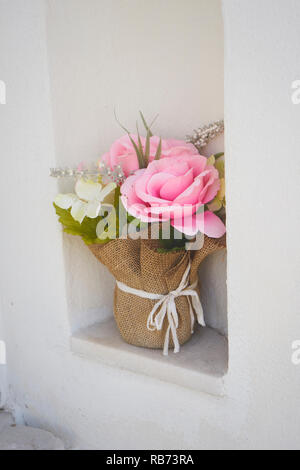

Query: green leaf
[215,158,225,179]
[53,203,109,245]
[139,111,153,137]
[114,110,145,169]
[214,152,224,159]
[149,114,159,131]
[154,137,162,160]
[136,123,146,168]
[114,185,121,210]
[207,155,216,166]
[130,135,146,168]
[158,223,186,252]
[144,129,151,165]
[157,246,185,254]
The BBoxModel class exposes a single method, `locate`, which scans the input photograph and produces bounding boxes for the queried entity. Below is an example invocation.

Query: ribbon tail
[176,262,191,293]
[155,301,168,331]
[118,263,202,356]
[147,298,165,331]
[191,294,206,327]
[163,325,171,356]
[168,302,180,354]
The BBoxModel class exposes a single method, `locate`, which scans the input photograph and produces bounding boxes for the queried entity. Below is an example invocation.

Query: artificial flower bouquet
[52,115,226,355]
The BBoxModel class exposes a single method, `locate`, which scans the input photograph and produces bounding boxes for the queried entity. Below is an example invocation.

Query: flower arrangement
[52,114,226,355]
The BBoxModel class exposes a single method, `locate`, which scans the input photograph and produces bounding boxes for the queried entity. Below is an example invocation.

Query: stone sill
[71,318,228,397]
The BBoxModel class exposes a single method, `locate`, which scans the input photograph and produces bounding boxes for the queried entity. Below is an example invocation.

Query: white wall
[45,0,226,333]
[0,0,300,450]
[0,305,7,408]
[223,0,300,448]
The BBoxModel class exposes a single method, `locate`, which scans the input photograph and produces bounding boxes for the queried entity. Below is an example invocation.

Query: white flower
[54,179,116,224]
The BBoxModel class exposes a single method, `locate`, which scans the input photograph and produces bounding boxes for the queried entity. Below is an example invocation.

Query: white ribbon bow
[116,263,205,356]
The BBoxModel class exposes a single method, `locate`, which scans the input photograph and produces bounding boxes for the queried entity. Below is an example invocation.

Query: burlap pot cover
[89,235,225,351]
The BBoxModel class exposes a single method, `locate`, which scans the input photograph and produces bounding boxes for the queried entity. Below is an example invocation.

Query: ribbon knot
[116,262,205,356]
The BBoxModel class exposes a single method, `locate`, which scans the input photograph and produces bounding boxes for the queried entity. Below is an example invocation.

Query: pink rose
[100,134,197,177]
[121,154,226,238]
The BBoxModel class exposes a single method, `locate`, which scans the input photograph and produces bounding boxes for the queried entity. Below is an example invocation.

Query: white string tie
[116,263,205,356]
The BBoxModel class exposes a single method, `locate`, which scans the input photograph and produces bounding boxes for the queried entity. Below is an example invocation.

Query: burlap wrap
[89,235,225,350]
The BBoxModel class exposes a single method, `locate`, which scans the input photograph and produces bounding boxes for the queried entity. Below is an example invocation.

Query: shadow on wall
[63,234,115,332]
[198,250,227,337]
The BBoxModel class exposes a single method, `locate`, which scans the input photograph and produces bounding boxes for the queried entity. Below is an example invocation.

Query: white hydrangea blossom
[54,179,116,224]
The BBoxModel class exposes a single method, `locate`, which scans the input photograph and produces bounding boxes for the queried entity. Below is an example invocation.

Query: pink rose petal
[160,169,194,201]
[172,210,226,238]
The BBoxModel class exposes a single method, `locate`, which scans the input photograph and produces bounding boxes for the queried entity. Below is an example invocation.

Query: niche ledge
[71,318,228,397]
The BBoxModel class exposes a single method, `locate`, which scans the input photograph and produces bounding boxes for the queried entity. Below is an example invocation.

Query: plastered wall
[45,0,227,333]
[0,0,299,450]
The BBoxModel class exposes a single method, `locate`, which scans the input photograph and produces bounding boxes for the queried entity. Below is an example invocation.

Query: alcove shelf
[71,318,228,396]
